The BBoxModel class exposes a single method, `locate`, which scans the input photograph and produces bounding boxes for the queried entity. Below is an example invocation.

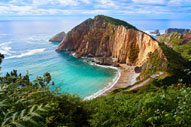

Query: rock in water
[56,15,168,79]
[49,32,66,42]
[165,28,191,34]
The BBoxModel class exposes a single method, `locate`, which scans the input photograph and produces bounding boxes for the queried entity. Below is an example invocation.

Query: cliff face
[165,28,191,34]
[57,15,167,79]
[49,32,66,42]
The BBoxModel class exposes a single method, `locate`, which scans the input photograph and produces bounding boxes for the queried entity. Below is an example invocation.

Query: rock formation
[165,28,191,34]
[150,29,160,36]
[49,32,66,42]
[56,15,168,79]
[157,32,191,47]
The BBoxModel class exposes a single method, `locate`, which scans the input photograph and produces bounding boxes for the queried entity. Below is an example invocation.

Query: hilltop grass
[97,15,137,30]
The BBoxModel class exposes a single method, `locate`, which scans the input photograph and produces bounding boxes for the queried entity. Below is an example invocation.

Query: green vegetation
[139,49,168,79]
[128,41,140,63]
[0,54,91,127]
[1,38,191,127]
[174,44,191,60]
[157,32,183,46]
[157,32,191,60]
[97,15,137,30]
[88,83,191,127]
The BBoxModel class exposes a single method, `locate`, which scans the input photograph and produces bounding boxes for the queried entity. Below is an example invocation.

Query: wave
[0,41,15,55]
[5,48,46,59]
[28,34,50,42]
[84,63,120,100]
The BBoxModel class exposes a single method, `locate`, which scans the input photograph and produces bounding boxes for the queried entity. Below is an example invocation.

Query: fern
[0,84,50,127]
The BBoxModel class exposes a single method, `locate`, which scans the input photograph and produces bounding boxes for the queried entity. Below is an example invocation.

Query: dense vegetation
[97,15,137,30]
[0,54,91,127]
[1,35,191,127]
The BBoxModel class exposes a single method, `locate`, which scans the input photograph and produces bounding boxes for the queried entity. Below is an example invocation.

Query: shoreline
[84,62,140,100]
[70,54,140,100]
[99,65,140,97]
[83,63,121,100]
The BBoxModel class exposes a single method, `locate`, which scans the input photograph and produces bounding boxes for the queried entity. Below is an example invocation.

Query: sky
[0,0,191,20]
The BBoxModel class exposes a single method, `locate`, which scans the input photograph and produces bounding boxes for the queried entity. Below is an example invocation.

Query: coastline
[84,63,140,100]
[71,54,140,100]
[83,63,120,100]
[99,65,140,97]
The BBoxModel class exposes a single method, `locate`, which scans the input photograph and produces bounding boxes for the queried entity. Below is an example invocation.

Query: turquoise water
[0,20,117,98]
[0,19,191,98]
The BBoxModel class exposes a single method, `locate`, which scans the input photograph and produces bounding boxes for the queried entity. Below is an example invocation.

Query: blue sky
[0,0,191,20]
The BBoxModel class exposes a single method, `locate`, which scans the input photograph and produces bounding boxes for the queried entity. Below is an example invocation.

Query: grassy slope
[96,15,137,30]
[157,32,191,60]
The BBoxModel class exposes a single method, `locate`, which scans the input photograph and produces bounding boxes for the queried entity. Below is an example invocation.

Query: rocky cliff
[56,15,168,79]
[165,28,191,34]
[49,32,66,42]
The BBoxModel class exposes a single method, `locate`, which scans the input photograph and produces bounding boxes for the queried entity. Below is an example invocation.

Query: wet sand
[100,64,140,96]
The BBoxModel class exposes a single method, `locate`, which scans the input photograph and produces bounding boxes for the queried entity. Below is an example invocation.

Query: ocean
[0,18,190,98]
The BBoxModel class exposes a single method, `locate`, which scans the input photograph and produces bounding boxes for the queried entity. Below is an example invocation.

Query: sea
[0,18,191,99]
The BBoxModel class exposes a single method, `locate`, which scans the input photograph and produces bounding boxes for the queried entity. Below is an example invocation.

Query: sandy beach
[84,64,140,100]
[100,64,140,96]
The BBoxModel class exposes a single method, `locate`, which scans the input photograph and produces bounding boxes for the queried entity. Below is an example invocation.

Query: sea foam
[84,63,120,100]
[5,48,46,59]
[0,42,15,55]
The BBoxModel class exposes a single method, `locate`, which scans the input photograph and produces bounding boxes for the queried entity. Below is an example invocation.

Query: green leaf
[13,122,25,127]
[20,109,26,118]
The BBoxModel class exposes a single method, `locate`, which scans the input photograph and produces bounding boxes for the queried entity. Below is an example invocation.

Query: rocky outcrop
[165,28,191,34]
[56,15,167,79]
[157,32,191,47]
[150,29,160,36]
[49,32,66,42]
[157,32,191,60]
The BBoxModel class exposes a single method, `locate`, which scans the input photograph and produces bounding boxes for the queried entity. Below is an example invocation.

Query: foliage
[87,84,191,127]
[97,15,137,30]
[174,44,191,60]
[0,72,91,127]
[139,49,168,79]
[128,41,139,63]
[0,56,91,127]
[0,53,4,71]
[0,53,4,64]
[0,84,51,127]
[45,94,90,127]
[0,70,53,88]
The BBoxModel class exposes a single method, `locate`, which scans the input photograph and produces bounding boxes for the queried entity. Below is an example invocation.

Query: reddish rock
[57,15,166,68]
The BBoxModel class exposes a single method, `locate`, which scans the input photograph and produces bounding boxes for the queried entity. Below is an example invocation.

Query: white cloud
[95,0,118,8]
[32,0,55,6]
[82,9,108,14]
[168,0,191,6]
[57,0,79,6]
[80,0,90,4]
[132,0,165,4]
[31,0,90,6]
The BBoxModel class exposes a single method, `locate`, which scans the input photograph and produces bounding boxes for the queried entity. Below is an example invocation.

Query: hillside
[56,15,168,80]
[157,32,191,60]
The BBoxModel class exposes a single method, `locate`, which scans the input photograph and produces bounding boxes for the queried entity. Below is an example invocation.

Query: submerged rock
[49,32,66,42]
